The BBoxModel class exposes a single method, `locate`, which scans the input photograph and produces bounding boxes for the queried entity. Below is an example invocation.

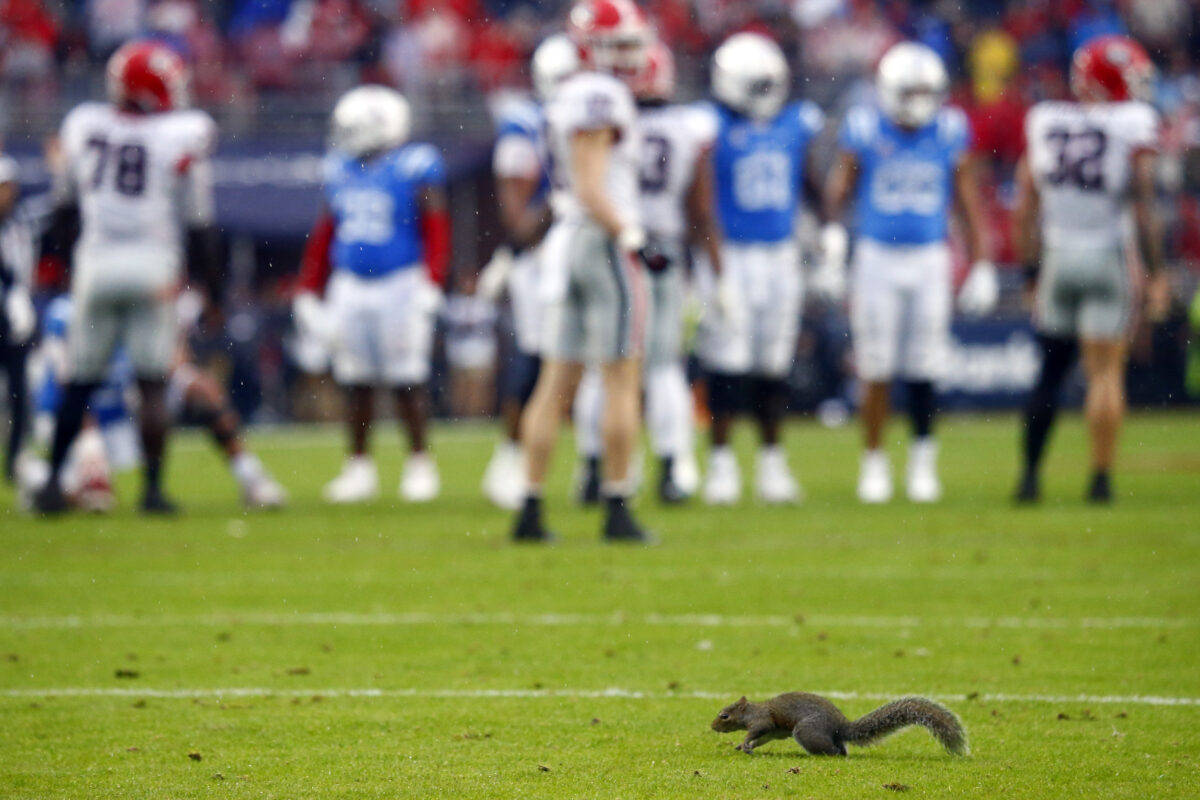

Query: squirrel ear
[737,696,748,704]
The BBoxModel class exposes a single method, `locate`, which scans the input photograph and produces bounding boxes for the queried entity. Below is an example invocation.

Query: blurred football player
[293,85,450,504]
[33,40,220,514]
[572,40,723,504]
[823,42,996,504]
[510,0,656,543]
[25,293,286,510]
[1013,35,1165,504]
[478,34,579,511]
[697,32,823,505]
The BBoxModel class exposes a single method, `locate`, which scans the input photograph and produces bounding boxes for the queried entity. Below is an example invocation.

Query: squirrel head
[711,696,750,732]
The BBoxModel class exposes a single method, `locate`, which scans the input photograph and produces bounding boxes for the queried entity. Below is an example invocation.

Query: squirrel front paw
[736,742,755,754]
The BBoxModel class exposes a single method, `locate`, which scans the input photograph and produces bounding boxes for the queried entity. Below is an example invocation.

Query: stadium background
[1,0,1197,422]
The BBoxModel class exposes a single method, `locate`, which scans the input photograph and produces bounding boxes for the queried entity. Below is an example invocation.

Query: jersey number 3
[87,137,147,197]
[1045,128,1107,191]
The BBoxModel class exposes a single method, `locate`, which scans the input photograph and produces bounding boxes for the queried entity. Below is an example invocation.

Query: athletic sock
[905,381,935,440]
[231,452,263,487]
[1023,336,1078,477]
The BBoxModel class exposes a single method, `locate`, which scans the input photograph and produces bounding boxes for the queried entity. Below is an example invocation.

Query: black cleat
[32,480,70,515]
[511,498,556,543]
[140,489,180,515]
[577,457,601,506]
[1086,472,1113,504]
[1013,472,1040,505]
[603,498,654,544]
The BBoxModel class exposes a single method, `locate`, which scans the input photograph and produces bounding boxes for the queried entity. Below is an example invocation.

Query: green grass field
[2,412,1198,798]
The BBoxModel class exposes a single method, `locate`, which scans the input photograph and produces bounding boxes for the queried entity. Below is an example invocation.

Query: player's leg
[34,292,119,513]
[128,294,181,513]
[900,244,952,503]
[325,274,380,503]
[484,350,538,510]
[1016,249,1079,503]
[572,367,604,505]
[850,241,902,504]
[172,364,286,509]
[1079,338,1127,502]
[644,264,693,503]
[698,244,751,505]
[385,269,440,502]
[1017,334,1078,502]
[751,243,802,505]
[513,357,583,541]
[2,339,30,482]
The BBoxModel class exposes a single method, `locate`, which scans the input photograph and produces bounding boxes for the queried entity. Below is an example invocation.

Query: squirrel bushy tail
[844,697,969,755]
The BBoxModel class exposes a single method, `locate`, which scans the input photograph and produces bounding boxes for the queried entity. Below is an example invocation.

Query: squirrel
[711,692,968,757]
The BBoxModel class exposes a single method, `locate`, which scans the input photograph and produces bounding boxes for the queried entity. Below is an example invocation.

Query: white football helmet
[531,34,580,102]
[330,85,412,158]
[876,42,948,129]
[711,33,789,121]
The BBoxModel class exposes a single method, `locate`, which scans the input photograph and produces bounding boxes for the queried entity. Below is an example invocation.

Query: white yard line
[0,611,1194,630]
[0,686,1196,706]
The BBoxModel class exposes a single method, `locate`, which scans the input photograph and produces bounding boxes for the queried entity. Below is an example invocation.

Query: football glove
[958,260,1000,316]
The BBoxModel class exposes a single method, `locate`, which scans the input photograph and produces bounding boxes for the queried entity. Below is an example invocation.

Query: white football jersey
[1025,100,1158,249]
[58,102,216,279]
[637,103,718,243]
[544,71,640,228]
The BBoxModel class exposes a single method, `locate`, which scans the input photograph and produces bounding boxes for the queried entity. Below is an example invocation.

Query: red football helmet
[632,39,676,102]
[566,0,651,80]
[1070,35,1155,103]
[106,40,190,113]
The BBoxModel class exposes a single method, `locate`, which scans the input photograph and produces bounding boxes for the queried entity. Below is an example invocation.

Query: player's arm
[297,208,335,296]
[952,152,990,265]
[1012,154,1041,291]
[684,145,723,275]
[814,150,858,300]
[1131,148,1168,319]
[570,127,625,238]
[419,184,451,288]
[179,138,223,312]
[496,173,549,250]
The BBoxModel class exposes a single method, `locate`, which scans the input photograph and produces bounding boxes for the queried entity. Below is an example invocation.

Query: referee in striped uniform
[0,153,38,481]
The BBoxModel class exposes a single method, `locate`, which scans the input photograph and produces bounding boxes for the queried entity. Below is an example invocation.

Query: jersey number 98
[732,151,790,212]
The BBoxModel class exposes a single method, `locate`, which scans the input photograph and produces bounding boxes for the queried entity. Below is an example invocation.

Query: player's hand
[417,273,445,316]
[635,239,671,273]
[1145,271,1171,323]
[293,291,335,346]
[958,260,999,317]
[813,223,848,302]
[478,246,514,302]
[4,285,36,343]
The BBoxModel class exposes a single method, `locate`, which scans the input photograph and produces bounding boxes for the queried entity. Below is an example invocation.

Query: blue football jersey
[493,96,551,200]
[711,101,824,244]
[323,142,448,278]
[839,105,971,246]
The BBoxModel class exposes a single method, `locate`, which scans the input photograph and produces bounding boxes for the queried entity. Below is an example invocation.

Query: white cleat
[244,474,288,510]
[400,452,440,503]
[323,456,380,504]
[672,450,701,497]
[857,450,893,504]
[482,442,525,510]
[755,447,802,505]
[702,447,742,505]
[906,438,943,503]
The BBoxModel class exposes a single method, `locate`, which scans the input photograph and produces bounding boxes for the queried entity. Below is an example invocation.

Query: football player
[33,40,220,514]
[697,32,823,506]
[572,40,722,504]
[293,85,451,504]
[822,42,996,504]
[509,0,656,543]
[1012,35,1165,504]
[24,293,287,511]
[0,153,38,482]
[478,34,579,511]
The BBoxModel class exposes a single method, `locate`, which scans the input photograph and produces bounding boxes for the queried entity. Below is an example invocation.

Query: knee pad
[705,371,745,415]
